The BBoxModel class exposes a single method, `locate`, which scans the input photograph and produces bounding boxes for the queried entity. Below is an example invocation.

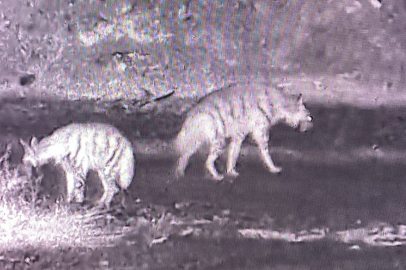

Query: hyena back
[20,123,135,208]
[174,83,313,180]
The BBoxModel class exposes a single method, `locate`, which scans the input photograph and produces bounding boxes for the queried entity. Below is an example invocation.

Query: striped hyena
[174,83,313,180]
[20,123,135,208]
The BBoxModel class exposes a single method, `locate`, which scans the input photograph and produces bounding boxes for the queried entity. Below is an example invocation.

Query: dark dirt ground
[2,98,406,269]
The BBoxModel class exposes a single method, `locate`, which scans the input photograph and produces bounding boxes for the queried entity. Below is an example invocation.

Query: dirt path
[4,152,406,270]
[2,100,406,269]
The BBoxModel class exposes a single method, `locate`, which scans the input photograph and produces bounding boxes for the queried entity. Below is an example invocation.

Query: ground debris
[336,222,406,247]
[238,222,406,247]
[149,236,168,247]
[238,227,328,243]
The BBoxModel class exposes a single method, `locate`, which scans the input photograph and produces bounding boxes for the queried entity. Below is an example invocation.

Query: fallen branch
[137,89,175,107]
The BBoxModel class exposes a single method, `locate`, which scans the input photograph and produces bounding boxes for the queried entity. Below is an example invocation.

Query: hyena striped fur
[20,123,135,208]
[174,83,313,180]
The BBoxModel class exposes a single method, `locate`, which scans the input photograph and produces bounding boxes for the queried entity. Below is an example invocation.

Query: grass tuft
[0,145,127,250]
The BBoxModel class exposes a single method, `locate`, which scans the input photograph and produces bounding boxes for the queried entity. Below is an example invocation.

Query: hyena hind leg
[206,139,225,181]
[226,135,245,177]
[252,129,282,174]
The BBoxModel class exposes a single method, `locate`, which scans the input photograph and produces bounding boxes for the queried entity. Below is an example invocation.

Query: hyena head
[281,94,313,132]
[19,137,40,167]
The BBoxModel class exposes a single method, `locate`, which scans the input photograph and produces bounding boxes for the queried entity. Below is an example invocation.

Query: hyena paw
[74,191,85,203]
[226,169,240,178]
[174,169,185,179]
[75,196,84,204]
[212,174,225,181]
[66,195,74,203]
[269,166,282,174]
[95,200,108,210]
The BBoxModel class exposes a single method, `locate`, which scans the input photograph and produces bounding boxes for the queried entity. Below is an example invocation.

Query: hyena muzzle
[174,83,313,180]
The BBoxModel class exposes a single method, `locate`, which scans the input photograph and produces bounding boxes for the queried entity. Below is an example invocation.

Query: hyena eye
[307,116,313,122]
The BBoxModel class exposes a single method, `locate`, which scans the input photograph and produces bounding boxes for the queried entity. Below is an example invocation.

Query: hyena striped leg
[252,129,282,174]
[62,158,86,203]
[226,135,245,177]
[65,172,76,203]
[206,139,225,181]
[97,174,119,208]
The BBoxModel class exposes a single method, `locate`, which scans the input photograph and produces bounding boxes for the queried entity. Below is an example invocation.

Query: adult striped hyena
[20,123,135,208]
[174,83,313,180]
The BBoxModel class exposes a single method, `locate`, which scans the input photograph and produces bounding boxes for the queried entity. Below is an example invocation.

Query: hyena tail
[114,150,135,210]
[116,148,136,190]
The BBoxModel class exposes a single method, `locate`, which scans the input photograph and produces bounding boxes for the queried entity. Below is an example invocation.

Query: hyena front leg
[206,139,225,181]
[252,128,282,174]
[175,152,192,179]
[226,135,245,177]
[63,168,77,203]
[60,159,77,203]
[62,158,86,204]
[73,173,86,204]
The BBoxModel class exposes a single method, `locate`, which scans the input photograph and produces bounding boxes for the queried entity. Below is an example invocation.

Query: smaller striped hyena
[20,123,135,208]
[174,83,313,180]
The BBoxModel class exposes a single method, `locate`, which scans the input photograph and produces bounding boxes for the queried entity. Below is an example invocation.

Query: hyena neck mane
[35,138,69,165]
[269,94,299,126]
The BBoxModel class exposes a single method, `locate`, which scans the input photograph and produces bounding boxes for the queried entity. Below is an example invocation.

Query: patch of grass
[0,202,123,249]
[0,145,128,250]
[0,143,208,251]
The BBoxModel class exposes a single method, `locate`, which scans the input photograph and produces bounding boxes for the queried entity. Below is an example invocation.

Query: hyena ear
[19,138,30,150]
[5,143,12,153]
[297,93,303,104]
[30,137,38,149]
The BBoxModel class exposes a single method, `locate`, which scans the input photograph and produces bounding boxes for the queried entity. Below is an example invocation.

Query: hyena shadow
[32,164,65,205]
[37,166,127,208]
[34,164,134,211]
